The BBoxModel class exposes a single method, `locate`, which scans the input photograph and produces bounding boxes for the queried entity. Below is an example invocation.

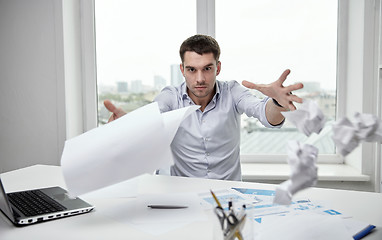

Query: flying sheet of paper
[281,99,326,136]
[332,112,382,156]
[273,141,318,205]
[61,102,199,197]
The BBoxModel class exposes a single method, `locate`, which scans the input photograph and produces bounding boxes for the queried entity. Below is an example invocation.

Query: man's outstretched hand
[242,69,304,111]
[104,100,126,123]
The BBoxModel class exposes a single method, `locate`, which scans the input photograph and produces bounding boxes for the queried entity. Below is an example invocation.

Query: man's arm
[103,100,126,122]
[104,85,176,123]
[242,69,303,126]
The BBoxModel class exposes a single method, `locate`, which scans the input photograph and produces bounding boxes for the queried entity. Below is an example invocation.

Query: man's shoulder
[157,84,184,97]
[161,85,180,93]
[217,80,244,92]
[154,83,185,112]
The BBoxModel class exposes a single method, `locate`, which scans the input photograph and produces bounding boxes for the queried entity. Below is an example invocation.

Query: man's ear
[180,63,185,76]
[216,61,221,76]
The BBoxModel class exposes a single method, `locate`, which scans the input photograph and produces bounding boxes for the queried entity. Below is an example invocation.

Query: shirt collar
[181,82,188,100]
[215,80,221,100]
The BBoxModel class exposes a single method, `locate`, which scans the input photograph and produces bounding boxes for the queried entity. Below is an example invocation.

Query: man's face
[180,51,221,104]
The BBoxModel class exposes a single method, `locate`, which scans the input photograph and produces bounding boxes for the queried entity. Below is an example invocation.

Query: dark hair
[179,34,220,63]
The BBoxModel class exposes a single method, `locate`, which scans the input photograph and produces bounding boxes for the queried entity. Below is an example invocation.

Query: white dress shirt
[154,80,282,181]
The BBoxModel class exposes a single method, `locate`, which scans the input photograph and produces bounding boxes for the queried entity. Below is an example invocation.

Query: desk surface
[1,165,381,240]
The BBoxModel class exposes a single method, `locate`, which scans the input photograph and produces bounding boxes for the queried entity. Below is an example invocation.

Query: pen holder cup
[212,202,254,240]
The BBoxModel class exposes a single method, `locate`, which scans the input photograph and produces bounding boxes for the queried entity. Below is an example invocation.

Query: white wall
[0,0,66,173]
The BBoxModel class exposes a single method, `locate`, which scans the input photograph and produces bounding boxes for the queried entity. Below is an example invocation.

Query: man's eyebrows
[204,63,214,67]
[185,63,214,69]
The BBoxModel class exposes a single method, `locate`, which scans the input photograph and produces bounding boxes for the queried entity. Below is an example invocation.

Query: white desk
[1,165,381,240]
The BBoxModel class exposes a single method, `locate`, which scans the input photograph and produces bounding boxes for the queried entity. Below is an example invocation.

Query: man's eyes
[187,67,212,72]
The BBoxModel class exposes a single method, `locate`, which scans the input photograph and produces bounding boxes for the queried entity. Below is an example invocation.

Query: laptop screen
[0,177,15,221]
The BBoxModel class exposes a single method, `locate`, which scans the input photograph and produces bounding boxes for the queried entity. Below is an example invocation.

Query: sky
[95,0,337,91]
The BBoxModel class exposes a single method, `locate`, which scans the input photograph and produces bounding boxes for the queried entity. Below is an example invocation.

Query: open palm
[242,69,303,110]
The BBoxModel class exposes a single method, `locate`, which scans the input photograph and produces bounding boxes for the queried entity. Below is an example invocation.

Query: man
[104,34,303,181]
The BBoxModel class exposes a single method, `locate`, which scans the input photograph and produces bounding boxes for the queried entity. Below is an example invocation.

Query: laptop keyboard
[7,190,67,217]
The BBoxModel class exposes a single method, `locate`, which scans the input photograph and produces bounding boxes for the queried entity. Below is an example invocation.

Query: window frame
[74,0,381,190]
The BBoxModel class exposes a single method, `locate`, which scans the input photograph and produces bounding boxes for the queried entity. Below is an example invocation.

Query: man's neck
[188,89,216,112]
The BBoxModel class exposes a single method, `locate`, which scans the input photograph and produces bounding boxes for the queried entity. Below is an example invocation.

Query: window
[95,0,338,161]
[95,0,196,125]
[75,0,381,191]
[216,0,338,156]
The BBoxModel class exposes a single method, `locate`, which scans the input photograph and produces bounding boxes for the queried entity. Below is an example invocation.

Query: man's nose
[196,70,206,83]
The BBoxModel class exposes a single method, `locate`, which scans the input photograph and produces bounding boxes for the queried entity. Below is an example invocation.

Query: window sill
[241,163,370,182]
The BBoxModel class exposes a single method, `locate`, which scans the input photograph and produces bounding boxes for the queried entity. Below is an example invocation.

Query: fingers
[104,99,117,113]
[243,70,305,111]
[104,99,127,123]
[286,82,304,93]
[288,94,303,104]
[287,103,297,111]
[280,92,303,111]
[108,114,116,123]
[242,80,258,90]
[276,69,291,84]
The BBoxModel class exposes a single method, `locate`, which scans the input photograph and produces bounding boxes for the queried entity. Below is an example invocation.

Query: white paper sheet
[273,141,318,205]
[255,212,353,240]
[230,188,367,238]
[281,99,326,136]
[61,103,199,197]
[198,188,252,210]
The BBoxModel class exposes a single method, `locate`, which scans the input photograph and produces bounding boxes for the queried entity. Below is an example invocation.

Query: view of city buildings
[97,65,336,155]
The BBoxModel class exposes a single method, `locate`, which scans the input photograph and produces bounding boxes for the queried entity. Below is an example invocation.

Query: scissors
[214,206,246,240]
[210,190,246,240]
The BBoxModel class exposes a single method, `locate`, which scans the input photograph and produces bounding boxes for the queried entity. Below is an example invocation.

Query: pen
[228,199,233,210]
[237,204,246,219]
[210,189,222,208]
[147,205,188,209]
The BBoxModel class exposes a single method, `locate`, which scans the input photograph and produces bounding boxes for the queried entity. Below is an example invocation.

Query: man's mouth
[195,86,206,89]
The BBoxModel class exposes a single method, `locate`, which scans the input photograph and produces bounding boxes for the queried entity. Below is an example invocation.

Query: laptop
[0,176,94,226]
